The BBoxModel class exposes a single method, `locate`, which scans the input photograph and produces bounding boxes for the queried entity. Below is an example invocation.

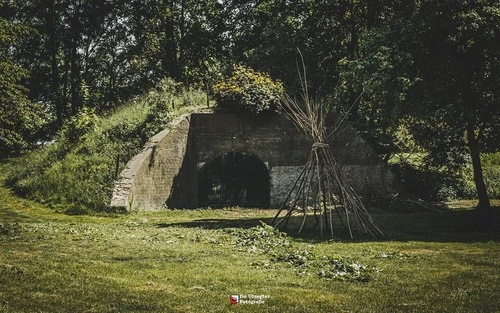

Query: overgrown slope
[6,79,207,213]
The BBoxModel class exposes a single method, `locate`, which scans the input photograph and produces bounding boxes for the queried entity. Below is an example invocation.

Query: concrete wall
[110,114,191,211]
[110,112,400,211]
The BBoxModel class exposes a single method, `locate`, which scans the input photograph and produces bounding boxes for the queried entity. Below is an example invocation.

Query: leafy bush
[392,162,459,201]
[392,153,500,201]
[141,97,172,140]
[59,107,99,144]
[481,153,500,167]
[0,99,50,158]
[212,65,284,114]
[457,165,500,199]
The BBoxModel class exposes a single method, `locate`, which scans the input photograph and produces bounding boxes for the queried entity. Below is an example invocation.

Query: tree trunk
[70,1,81,114]
[466,123,491,213]
[163,0,179,80]
[348,0,359,57]
[179,0,185,84]
[62,56,70,110]
[366,1,381,29]
[46,0,63,127]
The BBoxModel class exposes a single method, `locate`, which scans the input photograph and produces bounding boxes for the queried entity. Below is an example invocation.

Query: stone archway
[198,152,270,208]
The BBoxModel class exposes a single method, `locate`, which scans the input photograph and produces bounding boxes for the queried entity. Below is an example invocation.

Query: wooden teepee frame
[271,53,383,238]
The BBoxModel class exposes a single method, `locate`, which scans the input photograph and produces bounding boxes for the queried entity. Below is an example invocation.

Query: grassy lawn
[1,178,500,312]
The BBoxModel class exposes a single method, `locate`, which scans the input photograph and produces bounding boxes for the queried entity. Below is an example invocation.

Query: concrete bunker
[110,112,400,211]
[198,152,270,208]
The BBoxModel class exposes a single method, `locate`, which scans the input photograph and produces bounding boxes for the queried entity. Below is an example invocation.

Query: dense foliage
[338,0,499,210]
[1,0,226,154]
[393,153,500,202]
[0,15,47,157]
[212,65,284,114]
[1,0,498,209]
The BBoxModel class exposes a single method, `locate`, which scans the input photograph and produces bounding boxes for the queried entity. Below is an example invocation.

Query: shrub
[391,153,500,201]
[60,107,99,144]
[141,97,172,140]
[391,162,460,201]
[457,165,500,199]
[212,65,284,114]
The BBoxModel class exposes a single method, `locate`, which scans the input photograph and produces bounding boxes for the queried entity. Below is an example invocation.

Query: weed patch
[0,222,22,236]
[224,222,291,253]
[226,222,377,282]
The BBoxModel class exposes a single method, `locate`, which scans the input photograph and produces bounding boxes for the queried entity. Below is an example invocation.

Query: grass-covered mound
[6,79,207,213]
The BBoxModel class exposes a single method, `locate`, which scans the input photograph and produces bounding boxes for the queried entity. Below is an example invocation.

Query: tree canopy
[0,12,47,158]
[1,0,498,210]
[339,0,499,211]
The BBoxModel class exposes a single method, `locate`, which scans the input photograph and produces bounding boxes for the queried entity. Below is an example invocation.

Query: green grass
[1,169,500,312]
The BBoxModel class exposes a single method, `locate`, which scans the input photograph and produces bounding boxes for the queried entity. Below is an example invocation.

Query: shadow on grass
[0,207,37,223]
[157,208,500,243]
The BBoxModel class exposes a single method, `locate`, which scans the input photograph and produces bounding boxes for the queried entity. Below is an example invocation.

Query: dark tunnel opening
[198,152,270,208]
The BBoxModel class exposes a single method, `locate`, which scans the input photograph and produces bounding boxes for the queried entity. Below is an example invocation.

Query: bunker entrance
[198,152,270,208]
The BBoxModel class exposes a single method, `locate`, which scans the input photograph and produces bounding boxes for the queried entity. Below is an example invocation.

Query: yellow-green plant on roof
[212,65,284,114]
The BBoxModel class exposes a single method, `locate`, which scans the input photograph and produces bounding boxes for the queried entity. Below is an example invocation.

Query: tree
[223,0,396,96]
[2,0,229,145]
[0,12,46,157]
[340,0,499,212]
[126,0,227,88]
[9,0,134,123]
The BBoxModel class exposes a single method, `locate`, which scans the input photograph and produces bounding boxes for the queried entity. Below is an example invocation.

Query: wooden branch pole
[272,50,383,238]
